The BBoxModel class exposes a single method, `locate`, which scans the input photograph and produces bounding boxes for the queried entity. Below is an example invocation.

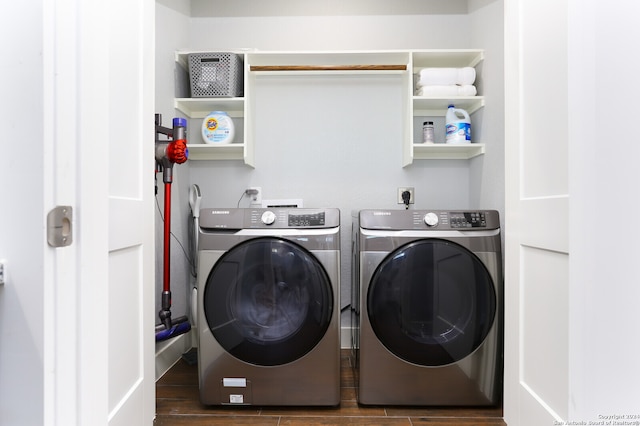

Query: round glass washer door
[367,238,496,367]
[203,237,333,366]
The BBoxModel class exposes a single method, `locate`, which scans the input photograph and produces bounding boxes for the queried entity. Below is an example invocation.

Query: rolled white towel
[417,67,476,86]
[416,85,477,97]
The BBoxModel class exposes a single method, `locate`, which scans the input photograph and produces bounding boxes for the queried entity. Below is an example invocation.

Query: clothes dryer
[352,209,503,406]
[197,208,341,406]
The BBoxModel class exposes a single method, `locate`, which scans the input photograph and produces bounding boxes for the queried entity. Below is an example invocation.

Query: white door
[103,0,156,424]
[504,0,570,424]
[67,0,155,426]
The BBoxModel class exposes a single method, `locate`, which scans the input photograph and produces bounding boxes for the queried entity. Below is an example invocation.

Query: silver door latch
[47,206,73,247]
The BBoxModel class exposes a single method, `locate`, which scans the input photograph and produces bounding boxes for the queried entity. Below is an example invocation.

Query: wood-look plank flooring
[155,350,506,425]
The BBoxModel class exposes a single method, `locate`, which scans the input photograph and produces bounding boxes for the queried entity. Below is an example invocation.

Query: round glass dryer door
[203,237,333,366]
[367,239,496,367]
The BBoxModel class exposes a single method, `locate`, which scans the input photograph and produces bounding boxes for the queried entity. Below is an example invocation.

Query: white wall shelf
[412,143,485,160]
[174,98,244,119]
[174,49,485,165]
[412,96,485,116]
[174,50,252,165]
[247,50,411,68]
[404,49,485,165]
[411,49,484,70]
[186,143,245,161]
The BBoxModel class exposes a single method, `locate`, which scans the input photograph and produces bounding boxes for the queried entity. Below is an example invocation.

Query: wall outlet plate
[0,259,6,285]
[247,187,262,205]
[397,187,415,204]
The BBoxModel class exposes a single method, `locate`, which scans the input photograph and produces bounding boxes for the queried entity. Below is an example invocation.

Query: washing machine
[197,207,341,406]
[352,209,503,406]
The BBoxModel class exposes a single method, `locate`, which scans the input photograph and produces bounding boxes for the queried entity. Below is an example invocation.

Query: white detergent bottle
[445,105,471,144]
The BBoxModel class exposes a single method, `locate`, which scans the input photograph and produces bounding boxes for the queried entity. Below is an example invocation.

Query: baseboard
[155,330,193,381]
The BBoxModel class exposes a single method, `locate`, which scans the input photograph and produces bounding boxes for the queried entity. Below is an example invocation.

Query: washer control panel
[288,211,325,227]
[252,209,332,227]
[199,208,340,230]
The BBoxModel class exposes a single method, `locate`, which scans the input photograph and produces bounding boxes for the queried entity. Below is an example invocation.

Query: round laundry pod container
[201,111,235,144]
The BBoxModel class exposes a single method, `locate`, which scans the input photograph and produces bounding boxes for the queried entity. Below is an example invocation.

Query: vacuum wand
[155,115,191,340]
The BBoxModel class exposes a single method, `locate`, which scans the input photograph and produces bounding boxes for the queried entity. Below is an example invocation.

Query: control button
[424,212,439,227]
[261,211,276,225]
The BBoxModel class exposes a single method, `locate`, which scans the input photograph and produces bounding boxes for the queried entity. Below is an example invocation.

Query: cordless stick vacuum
[155,114,191,342]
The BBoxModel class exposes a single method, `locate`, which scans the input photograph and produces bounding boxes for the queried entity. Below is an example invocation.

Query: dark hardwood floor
[155,350,506,425]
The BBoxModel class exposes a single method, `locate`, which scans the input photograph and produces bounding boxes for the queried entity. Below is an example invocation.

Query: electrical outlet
[0,259,6,286]
[397,187,415,204]
[247,187,262,205]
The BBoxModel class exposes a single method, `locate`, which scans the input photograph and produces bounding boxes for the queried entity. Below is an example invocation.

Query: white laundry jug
[445,105,471,144]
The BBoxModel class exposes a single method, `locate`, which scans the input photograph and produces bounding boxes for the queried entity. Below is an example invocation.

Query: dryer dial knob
[424,212,439,227]
[261,211,276,225]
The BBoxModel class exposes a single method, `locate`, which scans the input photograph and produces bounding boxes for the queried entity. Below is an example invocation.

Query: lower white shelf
[413,96,485,116]
[412,143,485,160]
[187,143,245,161]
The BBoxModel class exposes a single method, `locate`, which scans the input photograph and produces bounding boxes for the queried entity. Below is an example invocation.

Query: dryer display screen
[449,212,487,228]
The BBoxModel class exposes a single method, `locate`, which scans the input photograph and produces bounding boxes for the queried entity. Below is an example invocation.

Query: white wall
[187,2,471,51]
[0,1,45,424]
[155,0,505,344]
[468,0,504,215]
[190,0,469,18]
[155,0,194,323]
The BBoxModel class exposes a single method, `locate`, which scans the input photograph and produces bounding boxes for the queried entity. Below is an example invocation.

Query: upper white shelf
[174,97,244,119]
[246,50,411,68]
[411,49,484,71]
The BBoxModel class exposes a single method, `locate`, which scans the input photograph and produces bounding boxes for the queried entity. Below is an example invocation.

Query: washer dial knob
[424,212,439,227]
[261,210,276,225]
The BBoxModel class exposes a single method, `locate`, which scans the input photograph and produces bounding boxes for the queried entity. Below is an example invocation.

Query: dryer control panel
[359,209,499,231]
[449,212,487,228]
[415,211,487,228]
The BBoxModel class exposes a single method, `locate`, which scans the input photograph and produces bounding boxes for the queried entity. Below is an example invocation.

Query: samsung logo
[210,210,230,215]
[372,211,391,216]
